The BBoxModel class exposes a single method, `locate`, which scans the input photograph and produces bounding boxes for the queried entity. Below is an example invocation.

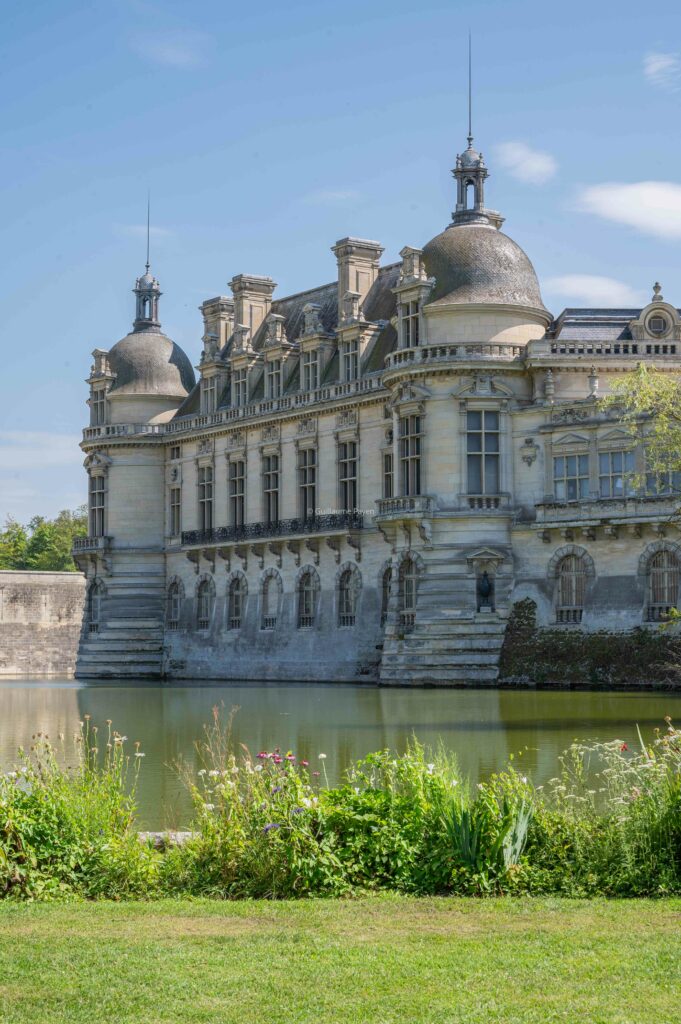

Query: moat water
[1,679,679,829]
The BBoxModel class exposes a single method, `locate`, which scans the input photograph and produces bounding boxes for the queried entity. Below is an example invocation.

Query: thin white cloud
[495,141,557,185]
[545,275,647,307]
[0,433,82,472]
[129,30,209,69]
[115,224,174,241]
[644,52,681,91]
[302,189,361,205]
[578,181,681,239]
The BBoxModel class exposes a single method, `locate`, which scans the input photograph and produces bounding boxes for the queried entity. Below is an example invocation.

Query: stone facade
[73,134,681,684]
[0,571,85,677]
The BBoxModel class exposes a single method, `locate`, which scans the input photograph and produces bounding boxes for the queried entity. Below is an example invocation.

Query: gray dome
[423,222,547,309]
[460,146,482,168]
[136,272,158,289]
[107,329,195,398]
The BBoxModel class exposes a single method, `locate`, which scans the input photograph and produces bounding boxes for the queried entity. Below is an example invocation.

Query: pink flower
[301,760,309,767]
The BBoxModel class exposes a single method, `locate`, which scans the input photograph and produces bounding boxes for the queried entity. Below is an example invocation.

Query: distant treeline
[0,507,87,572]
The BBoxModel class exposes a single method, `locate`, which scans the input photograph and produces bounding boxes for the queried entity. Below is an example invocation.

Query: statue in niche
[477,571,495,612]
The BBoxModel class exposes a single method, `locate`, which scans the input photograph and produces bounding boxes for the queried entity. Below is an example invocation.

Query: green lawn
[1,897,679,1024]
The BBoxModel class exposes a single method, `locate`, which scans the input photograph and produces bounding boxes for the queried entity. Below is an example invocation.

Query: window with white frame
[467,410,500,495]
[169,486,181,537]
[341,339,359,381]
[383,451,394,498]
[380,567,392,626]
[338,441,357,512]
[302,349,319,391]
[398,557,418,633]
[554,454,589,502]
[338,568,359,627]
[402,300,420,347]
[261,575,279,629]
[89,475,105,537]
[228,577,245,629]
[196,579,214,630]
[399,415,421,496]
[167,581,181,630]
[647,550,680,621]
[297,570,318,628]
[298,447,317,521]
[266,359,282,399]
[555,555,586,624]
[198,465,214,531]
[263,454,280,525]
[232,368,248,407]
[229,460,245,527]
[91,388,107,426]
[202,376,217,413]
[598,450,635,498]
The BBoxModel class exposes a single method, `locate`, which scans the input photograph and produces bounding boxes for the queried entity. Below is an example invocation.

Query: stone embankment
[0,571,85,677]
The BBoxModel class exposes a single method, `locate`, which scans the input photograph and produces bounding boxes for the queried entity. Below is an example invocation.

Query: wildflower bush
[1,709,680,900]
[0,719,156,899]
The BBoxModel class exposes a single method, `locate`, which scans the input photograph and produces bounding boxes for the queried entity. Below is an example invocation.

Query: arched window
[196,579,214,631]
[87,579,104,634]
[167,580,182,631]
[399,557,418,633]
[648,550,679,621]
[228,576,246,630]
[262,575,279,630]
[556,555,586,623]
[380,567,392,627]
[338,567,360,627]
[298,570,319,628]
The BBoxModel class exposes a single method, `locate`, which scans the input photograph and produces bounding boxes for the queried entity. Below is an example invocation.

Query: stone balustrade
[375,495,434,517]
[72,536,112,553]
[181,512,364,548]
[385,341,525,371]
[535,495,679,525]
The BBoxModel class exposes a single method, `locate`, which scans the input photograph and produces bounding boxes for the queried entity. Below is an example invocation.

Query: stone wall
[0,571,86,677]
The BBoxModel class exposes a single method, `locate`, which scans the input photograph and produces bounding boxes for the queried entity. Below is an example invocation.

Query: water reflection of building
[0,682,81,767]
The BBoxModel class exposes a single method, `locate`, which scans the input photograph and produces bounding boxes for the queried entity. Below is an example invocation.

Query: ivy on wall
[498,598,681,688]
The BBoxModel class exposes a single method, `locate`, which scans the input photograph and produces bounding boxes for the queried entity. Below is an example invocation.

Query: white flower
[521,776,527,784]
[204,803,215,811]
[208,770,220,778]
[318,753,327,760]
[254,764,263,772]
[135,752,145,758]
[450,779,459,787]
[198,769,207,776]
[427,763,435,774]
[231,765,239,774]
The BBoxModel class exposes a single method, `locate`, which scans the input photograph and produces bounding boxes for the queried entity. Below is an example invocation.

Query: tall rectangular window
[170,445,181,460]
[169,487,181,537]
[383,451,394,498]
[229,460,245,527]
[92,389,107,425]
[599,450,635,498]
[202,376,217,413]
[338,441,357,512]
[402,301,420,347]
[89,475,105,537]
[645,454,681,496]
[233,368,247,407]
[198,465,214,531]
[341,339,359,381]
[554,454,589,502]
[399,415,421,496]
[266,360,282,399]
[298,448,317,521]
[467,410,500,494]
[263,454,280,525]
[302,350,319,391]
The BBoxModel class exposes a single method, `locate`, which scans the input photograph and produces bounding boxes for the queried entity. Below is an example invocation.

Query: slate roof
[549,308,641,341]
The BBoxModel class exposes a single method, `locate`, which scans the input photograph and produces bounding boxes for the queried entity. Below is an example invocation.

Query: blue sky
[2,0,681,522]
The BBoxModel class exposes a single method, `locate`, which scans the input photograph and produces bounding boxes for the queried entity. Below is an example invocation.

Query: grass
[0,897,680,1023]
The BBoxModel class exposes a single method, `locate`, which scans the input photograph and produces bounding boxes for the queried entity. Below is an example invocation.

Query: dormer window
[91,388,108,426]
[402,301,420,347]
[232,368,248,407]
[266,359,282,399]
[202,376,217,414]
[341,339,359,381]
[648,315,668,336]
[302,350,319,391]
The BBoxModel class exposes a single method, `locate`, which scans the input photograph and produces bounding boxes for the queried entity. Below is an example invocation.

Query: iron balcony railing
[181,512,364,547]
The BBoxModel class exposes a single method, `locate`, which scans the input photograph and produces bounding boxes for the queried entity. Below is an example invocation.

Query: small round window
[648,315,668,336]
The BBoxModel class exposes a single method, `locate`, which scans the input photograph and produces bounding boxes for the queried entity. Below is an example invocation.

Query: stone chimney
[228,275,276,336]
[331,237,384,324]
[199,296,234,352]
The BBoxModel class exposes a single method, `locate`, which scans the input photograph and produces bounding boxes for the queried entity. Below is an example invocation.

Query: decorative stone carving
[336,409,357,429]
[341,290,362,324]
[302,303,324,336]
[551,406,589,424]
[197,438,214,456]
[521,438,539,466]
[297,417,316,436]
[264,313,287,348]
[227,430,245,449]
[261,424,280,444]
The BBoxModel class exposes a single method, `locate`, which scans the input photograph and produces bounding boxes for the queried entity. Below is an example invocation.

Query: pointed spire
[467,31,473,148]
[132,195,162,332]
[145,190,151,274]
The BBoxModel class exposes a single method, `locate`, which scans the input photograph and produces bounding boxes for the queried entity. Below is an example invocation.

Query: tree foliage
[0,507,87,572]
[602,363,681,479]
